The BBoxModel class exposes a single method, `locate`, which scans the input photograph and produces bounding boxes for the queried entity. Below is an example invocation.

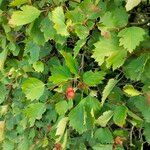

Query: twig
[79,52,85,73]
[130,19,150,26]
[130,126,134,147]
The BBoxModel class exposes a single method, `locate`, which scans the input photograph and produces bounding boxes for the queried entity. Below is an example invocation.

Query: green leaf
[8,42,20,56]
[132,96,150,122]
[92,144,113,150]
[108,87,123,103]
[127,110,143,122]
[9,5,41,26]
[68,102,87,134]
[101,79,118,106]
[101,8,128,29]
[22,78,45,100]
[49,64,72,84]
[10,0,28,6]
[0,49,8,71]
[118,27,145,52]
[74,24,89,39]
[123,85,142,96]
[83,71,106,86]
[24,102,46,126]
[92,36,118,65]
[29,18,45,45]
[125,0,141,11]
[144,123,150,144]
[92,34,126,69]
[61,51,78,75]
[33,61,44,73]
[68,96,100,134]
[3,140,14,150]
[17,135,29,150]
[74,39,86,58]
[0,0,3,6]
[84,96,101,112]
[124,54,149,81]
[141,60,150,84]
[40,14,56,41]
[94,128,113,144]
[113,105,128,127]
[55,101,68,115]
[56,117,68,142]
[24,42,40,64]
[52,6,69,36]
[106,49,127,70]
[0,83,7,104]
[95,110,113,127]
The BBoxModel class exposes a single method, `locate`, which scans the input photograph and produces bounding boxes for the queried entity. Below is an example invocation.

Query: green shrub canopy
[0,0,150,149]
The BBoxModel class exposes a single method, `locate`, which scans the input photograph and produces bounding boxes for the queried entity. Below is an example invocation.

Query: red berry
[114,136,123,145]
[101,31,111,39]
[66,87,75,100]
[66,87,74,92]
[47,125,51,132]
[54,143,62,150]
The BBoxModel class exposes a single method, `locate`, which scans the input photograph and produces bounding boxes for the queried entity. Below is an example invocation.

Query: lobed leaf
[22,78,45,101]
[52,6,69,36]
[118,27,145,52]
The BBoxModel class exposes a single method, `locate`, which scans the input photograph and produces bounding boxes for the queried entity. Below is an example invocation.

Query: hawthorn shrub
[0,0,150,149]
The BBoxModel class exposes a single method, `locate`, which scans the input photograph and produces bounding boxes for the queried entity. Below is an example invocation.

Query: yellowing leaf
[123,85,142,96]
[125,0,141,11]
[0,121,5,142]
[10,0,29,6]
[0,105,8,116]
[52,6,69,36]
[33,61,44,73]
[101,79,118,106]
[56,117,68,142]
[95,110,113,127]
[9,5,41,26]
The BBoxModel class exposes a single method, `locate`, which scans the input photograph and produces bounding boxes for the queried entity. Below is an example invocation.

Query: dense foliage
[0,0,150,149]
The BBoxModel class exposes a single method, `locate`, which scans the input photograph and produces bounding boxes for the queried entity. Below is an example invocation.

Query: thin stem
[130,126,134,147]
